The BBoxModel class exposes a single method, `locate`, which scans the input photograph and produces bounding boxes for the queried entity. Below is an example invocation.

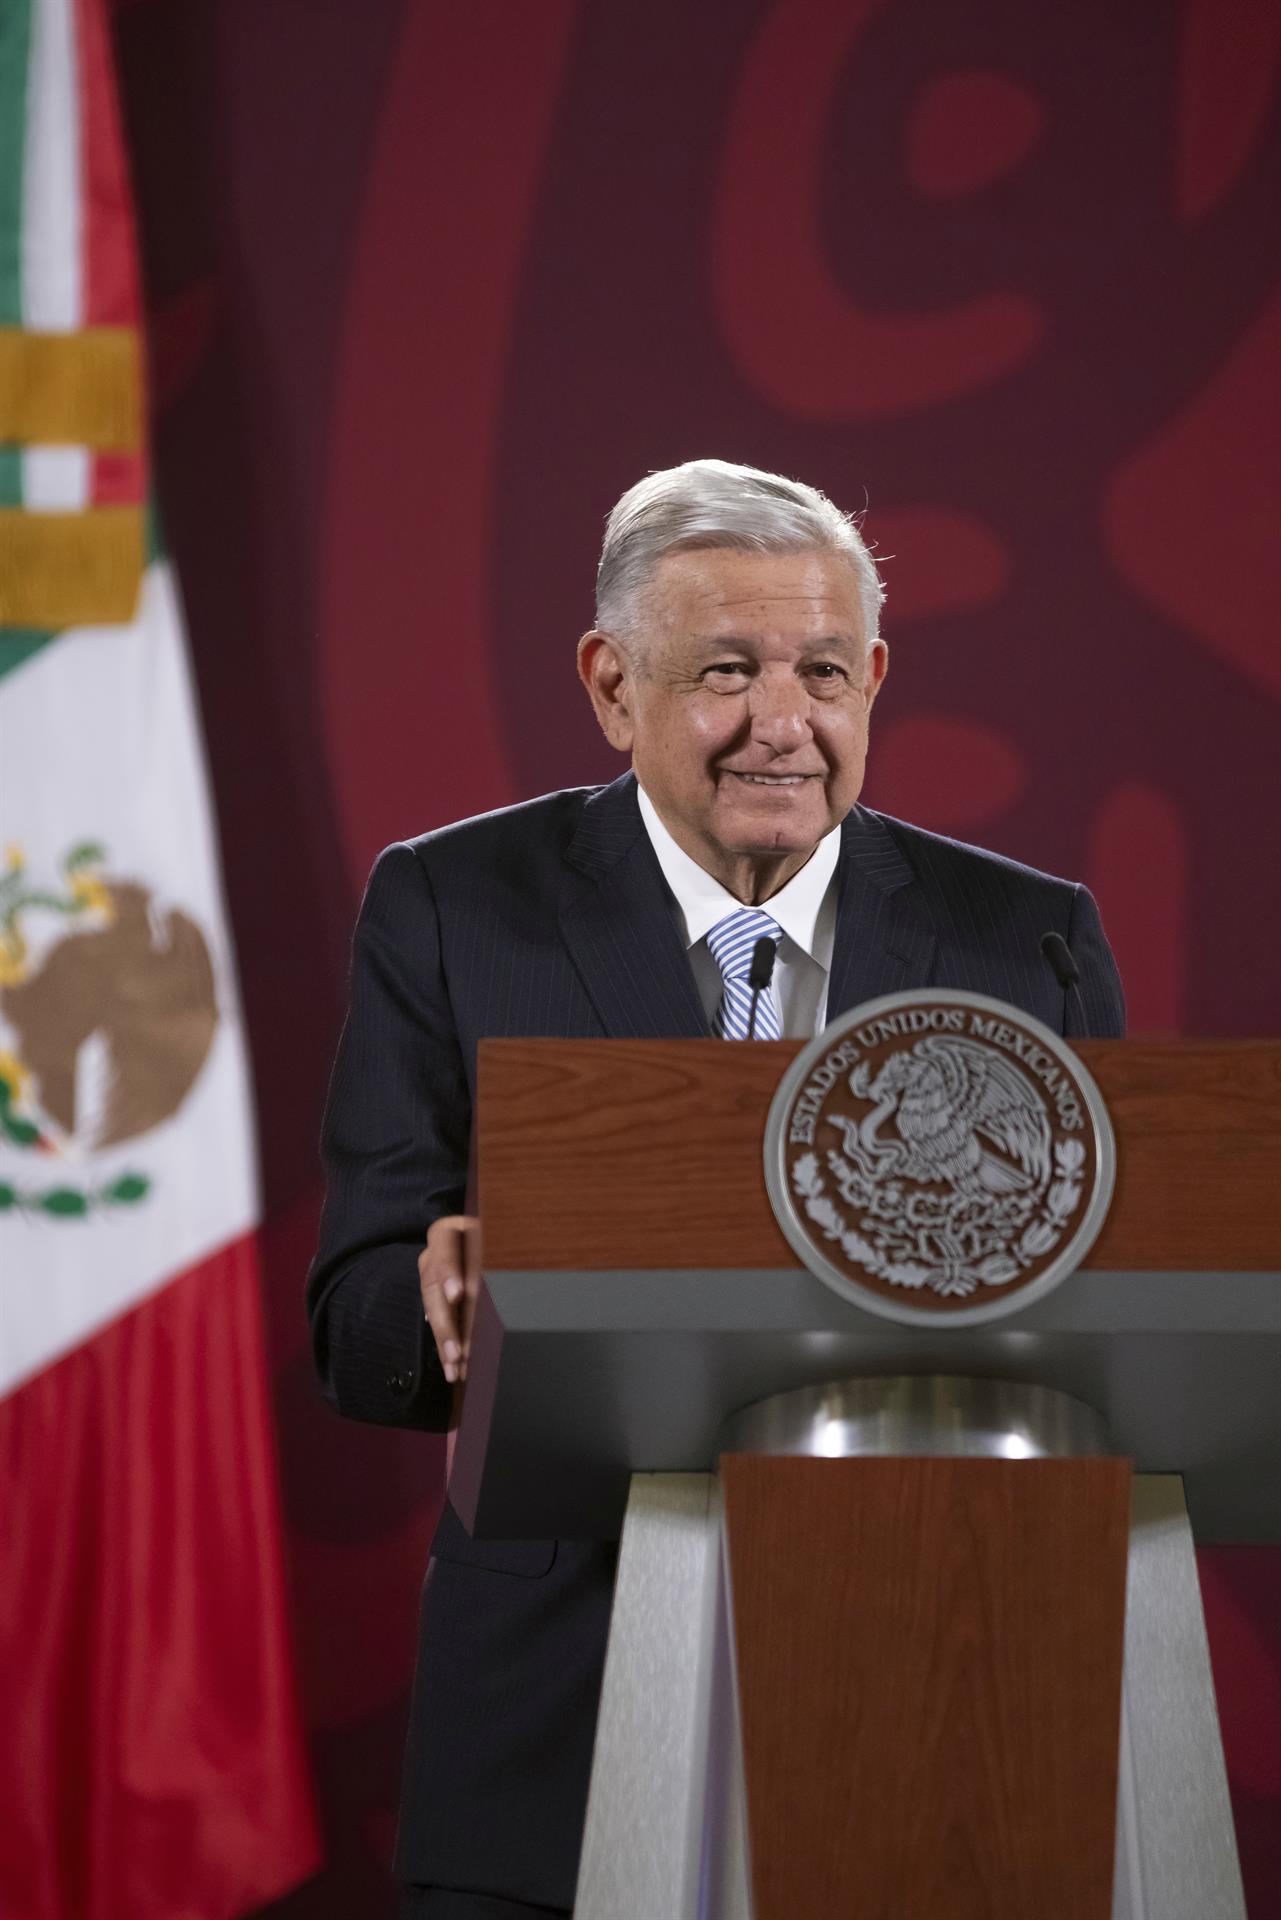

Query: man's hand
[418,1214,481,1384]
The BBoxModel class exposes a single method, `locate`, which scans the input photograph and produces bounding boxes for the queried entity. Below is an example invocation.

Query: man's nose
[748,674,812,748]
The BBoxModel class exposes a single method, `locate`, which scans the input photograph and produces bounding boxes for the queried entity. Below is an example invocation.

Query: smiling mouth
[722,771,819,787]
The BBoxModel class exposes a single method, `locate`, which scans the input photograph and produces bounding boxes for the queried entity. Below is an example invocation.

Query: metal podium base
[717,1373,1112,1461]
[575,1465,1245,1920]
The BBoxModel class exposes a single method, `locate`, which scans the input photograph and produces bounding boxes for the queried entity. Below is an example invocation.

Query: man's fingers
[419,1215,481,1383]
[420,1271,462,1379]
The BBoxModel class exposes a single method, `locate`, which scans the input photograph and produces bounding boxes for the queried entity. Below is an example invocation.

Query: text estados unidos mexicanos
[787,1007,1085,1144]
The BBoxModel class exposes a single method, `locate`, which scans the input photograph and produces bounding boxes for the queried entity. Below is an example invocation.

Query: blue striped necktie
[706,909,784,1040]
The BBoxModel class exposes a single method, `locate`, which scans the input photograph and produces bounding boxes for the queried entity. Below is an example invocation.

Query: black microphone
[746,936,778,1040]
[1040,930,1089,1037]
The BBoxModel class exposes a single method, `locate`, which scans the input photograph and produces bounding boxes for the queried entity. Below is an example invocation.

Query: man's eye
[807,663,847,685]
[704,663,750,682]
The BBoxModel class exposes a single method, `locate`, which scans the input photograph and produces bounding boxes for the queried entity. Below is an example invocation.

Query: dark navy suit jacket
[307,771,1125,1907]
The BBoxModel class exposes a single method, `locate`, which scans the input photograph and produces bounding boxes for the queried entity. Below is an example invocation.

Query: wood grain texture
[721,1455,1132,1920]
[477,1037,1281,1272]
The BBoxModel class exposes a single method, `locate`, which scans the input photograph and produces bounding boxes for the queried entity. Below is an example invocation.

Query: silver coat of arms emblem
[764,991,1116,1326]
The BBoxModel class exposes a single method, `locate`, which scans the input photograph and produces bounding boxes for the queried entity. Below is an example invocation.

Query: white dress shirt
[636,785,841,1039]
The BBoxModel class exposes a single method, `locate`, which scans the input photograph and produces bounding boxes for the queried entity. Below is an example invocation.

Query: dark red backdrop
[112,1,1281,1912]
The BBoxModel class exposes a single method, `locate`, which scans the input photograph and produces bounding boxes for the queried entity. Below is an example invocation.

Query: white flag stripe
[21,445,91,509]
[0,562,259,1397]
[21,0,81,333]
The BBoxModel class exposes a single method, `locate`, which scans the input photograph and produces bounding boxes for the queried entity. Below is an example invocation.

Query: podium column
[576,1378,1245,1920]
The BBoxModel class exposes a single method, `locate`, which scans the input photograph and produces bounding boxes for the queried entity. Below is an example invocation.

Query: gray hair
[595,457,885,647]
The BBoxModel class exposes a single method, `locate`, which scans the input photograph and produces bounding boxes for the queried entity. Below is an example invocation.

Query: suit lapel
[826,806,937,1019]
[560,773,710,1039]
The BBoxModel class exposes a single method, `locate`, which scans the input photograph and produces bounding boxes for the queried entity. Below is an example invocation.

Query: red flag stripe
[0,1233,320,1919]
[73,0,145,508]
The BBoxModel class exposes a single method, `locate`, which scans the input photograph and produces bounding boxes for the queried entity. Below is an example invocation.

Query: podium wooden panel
[721,1455,1132,1920]
[478,1037,1281,1272]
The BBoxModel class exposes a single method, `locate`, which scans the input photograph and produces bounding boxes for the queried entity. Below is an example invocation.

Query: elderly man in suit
[307,458,1124,1919]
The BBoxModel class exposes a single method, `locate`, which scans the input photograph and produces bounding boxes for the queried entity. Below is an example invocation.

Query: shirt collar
[636,783,841,964]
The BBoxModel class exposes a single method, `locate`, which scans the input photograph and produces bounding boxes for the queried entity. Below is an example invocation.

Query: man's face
[580,546,887,897]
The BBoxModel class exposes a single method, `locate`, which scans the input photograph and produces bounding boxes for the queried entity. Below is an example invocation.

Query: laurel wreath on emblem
[789,1034,1087,1299]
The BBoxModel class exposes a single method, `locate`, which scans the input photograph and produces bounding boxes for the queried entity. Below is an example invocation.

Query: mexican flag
[0,1,319,1913]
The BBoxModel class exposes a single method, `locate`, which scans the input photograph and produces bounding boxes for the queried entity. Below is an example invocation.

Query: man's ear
[864,637,889,707]
[577,632,636,752]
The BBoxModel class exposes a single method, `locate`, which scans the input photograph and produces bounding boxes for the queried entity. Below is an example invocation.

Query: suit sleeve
[306,841,469,1431]
[1065,884,1126,1039]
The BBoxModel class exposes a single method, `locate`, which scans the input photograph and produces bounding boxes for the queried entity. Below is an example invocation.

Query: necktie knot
[706,909,783,1039]
[706,909,783,982]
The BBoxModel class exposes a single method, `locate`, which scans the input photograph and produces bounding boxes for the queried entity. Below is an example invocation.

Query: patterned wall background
[112,0,1280,1912]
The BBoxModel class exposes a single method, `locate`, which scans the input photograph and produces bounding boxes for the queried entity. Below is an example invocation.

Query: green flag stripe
[0,0,32,327]
[0,0,32,508]
[0,447,21,508]
[0,630,56,683]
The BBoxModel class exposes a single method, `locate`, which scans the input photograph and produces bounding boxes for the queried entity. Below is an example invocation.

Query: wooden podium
[451,1038,1280,1920]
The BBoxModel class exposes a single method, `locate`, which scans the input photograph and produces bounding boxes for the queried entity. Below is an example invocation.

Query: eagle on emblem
[840,1035,1052,1199]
